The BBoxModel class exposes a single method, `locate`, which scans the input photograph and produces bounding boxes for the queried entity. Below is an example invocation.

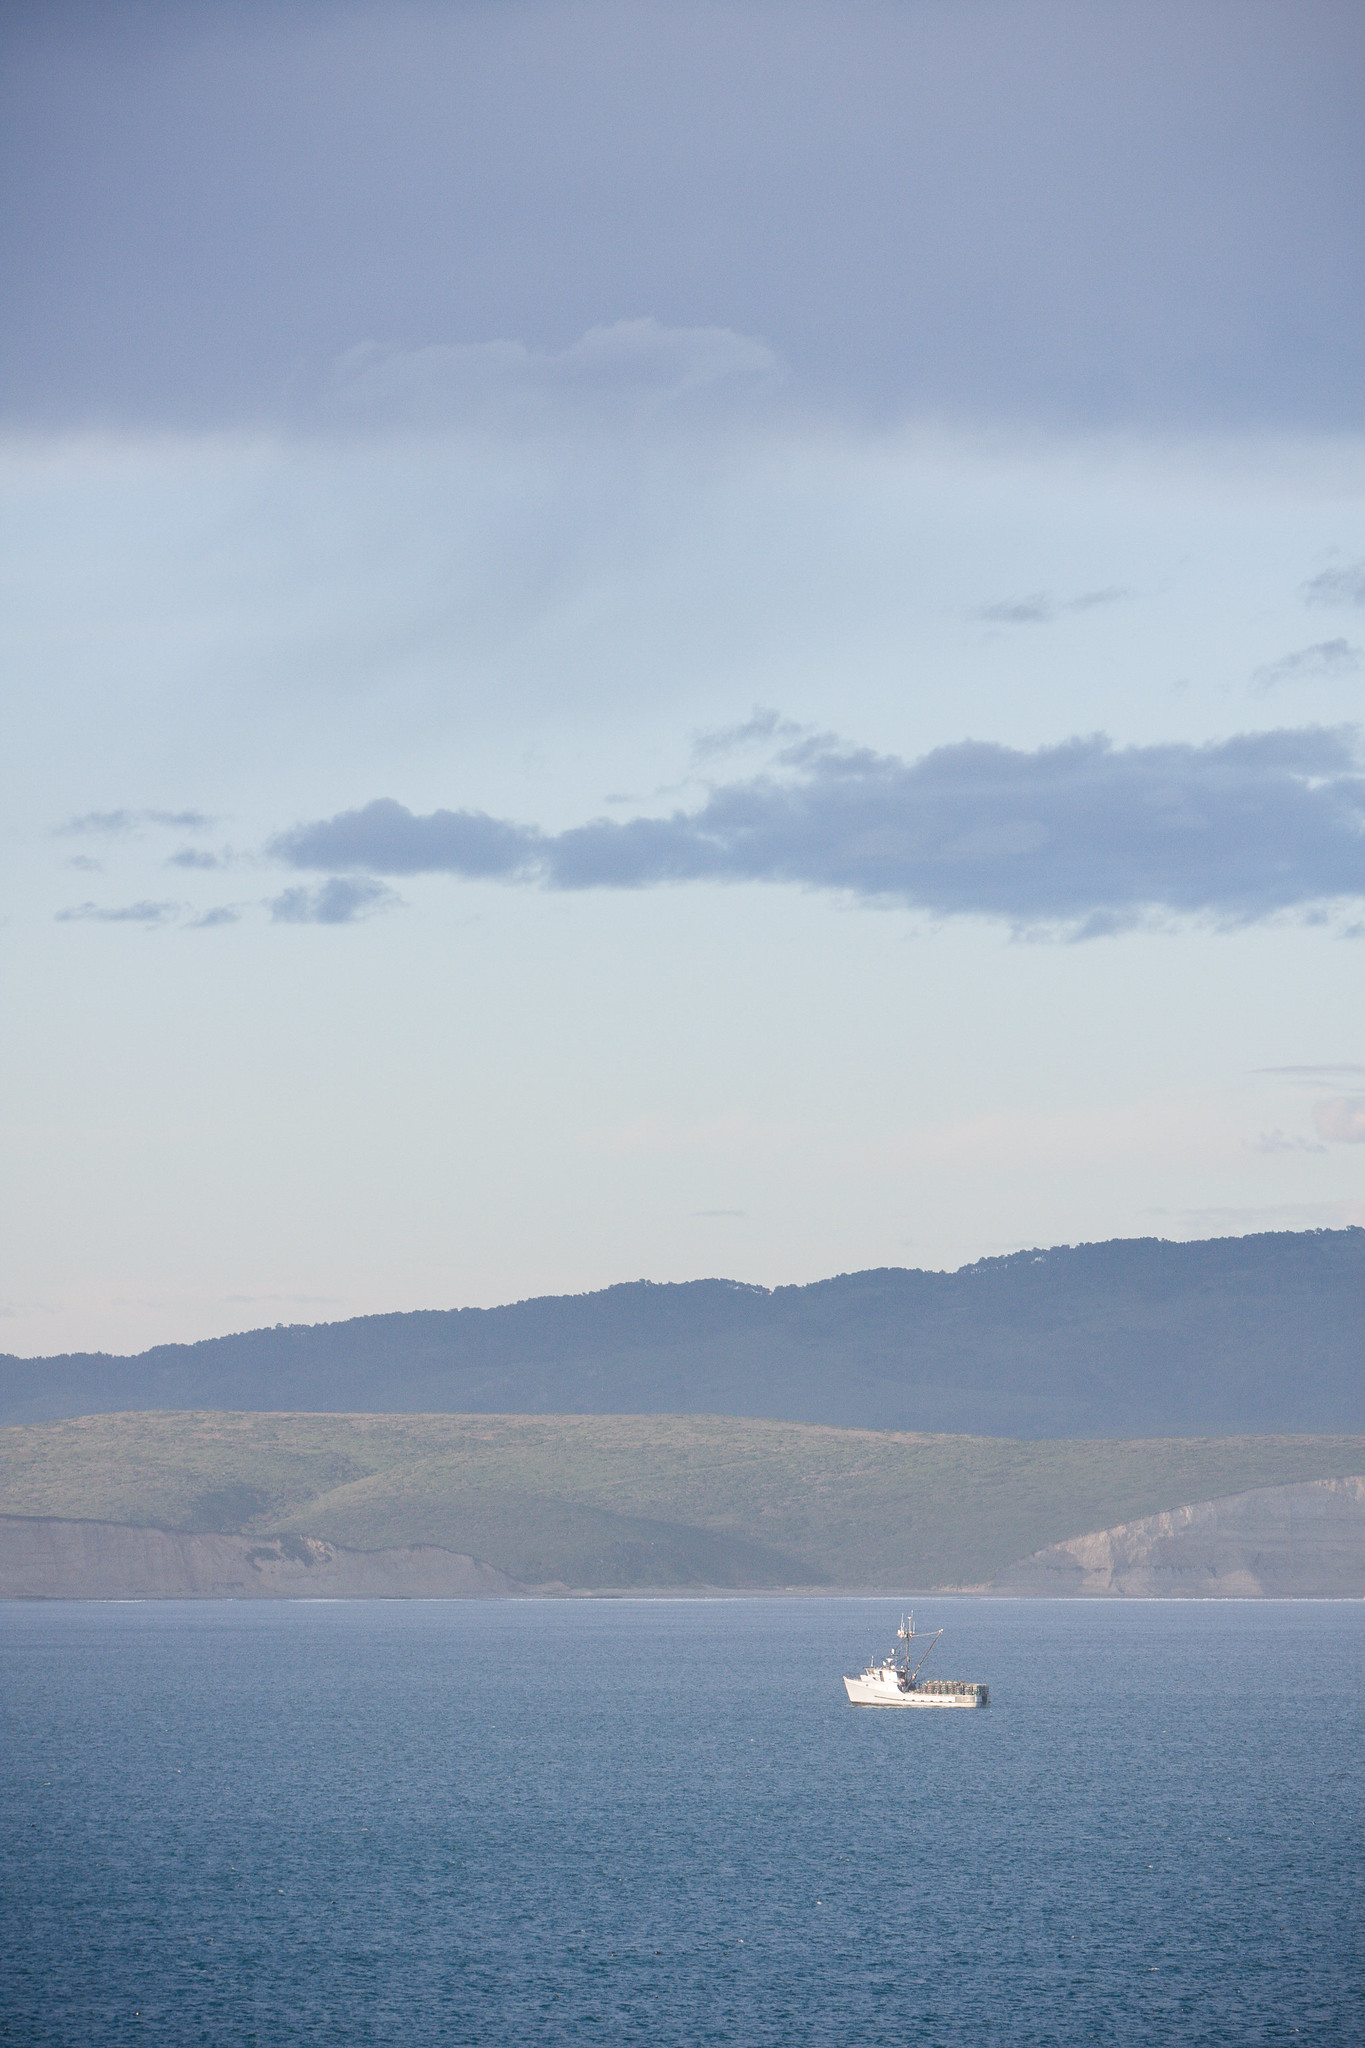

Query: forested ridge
[3,1229,1360,1437]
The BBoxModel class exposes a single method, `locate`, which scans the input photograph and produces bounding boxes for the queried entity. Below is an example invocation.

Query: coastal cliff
[0,1517,524,1599]
[4,1473,1363,1597]
[989,1475,1365,1597]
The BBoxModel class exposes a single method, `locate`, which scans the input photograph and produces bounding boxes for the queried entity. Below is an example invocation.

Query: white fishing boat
[843,1614,988,1708]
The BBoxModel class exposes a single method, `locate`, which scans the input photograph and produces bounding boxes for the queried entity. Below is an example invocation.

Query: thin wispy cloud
[1312,1097,1365,1143]
[971,588,1131,625]
[148,810,213,830]
[1252,639,1362,690]
[1255,1063,1365,1077]
[222,1292,341,1306]
[57,810,139,837]
[1174,1200,1365,1230]
[267,725,1365,937]
[56,808,215,837]
[1302,561,1365,608]
[691,708,809,764]
[55,899,180,926]
[974,593,1054,625]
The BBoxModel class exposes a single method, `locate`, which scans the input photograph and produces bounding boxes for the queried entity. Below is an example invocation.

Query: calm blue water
[1,1598,1360,2045]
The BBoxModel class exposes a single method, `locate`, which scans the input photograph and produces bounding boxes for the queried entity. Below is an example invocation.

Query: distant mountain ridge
[3,1229,1361,1437]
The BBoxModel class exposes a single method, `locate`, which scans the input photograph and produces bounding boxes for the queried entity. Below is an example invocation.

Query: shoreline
[3,1502,1362,1602]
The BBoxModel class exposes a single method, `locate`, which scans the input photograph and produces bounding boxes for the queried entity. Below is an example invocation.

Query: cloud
[1173,1201,1365,1230]
[267,726,1365,935]
[1252,639,1363,689]
[973,594,1054,624]
[55,899,179,926]
[190,906,239,929]
[323,320,780,431]
[267,878,399,925]
[7,4,1360,437]
[272,803,539,882]
[167,848,221,870]
[972,588,1131,625]
[1312,1096,1365,1143]
[691,708,809,763]
[222,1292,341,1306]
[57,810,138,837]
[1302,561,1365,608]
[56,808,215,837]
[1255,1063,1365,1077]
[1245,1130,1326,1154]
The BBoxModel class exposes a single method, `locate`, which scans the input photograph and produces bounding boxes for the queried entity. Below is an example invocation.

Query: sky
[3,0,1363,1358]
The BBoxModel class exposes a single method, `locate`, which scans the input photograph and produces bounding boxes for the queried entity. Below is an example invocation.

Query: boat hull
[843,1677,988,1708]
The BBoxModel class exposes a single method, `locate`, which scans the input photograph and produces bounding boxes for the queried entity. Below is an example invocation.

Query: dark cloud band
[268,727,1365,934]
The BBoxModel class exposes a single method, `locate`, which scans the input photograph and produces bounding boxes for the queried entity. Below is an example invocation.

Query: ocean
[1,1597,1360,2044]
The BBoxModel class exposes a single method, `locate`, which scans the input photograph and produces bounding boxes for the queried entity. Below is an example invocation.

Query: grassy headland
[2,1411,1362,1588]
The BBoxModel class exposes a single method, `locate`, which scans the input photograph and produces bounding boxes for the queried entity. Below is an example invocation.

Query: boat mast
[897,1610,914,1683]
[908,1627,943,1686]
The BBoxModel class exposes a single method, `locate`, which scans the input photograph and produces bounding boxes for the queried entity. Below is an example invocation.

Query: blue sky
[3,1,1363,1355]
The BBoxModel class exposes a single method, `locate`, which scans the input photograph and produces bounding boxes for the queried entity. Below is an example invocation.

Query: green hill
[3,1411,1361,1589]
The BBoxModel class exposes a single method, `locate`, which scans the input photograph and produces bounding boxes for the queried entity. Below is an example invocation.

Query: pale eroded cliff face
[4,1475,1364,1597]
[989,1476,1365,1597]
[0,1518,525,1599]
